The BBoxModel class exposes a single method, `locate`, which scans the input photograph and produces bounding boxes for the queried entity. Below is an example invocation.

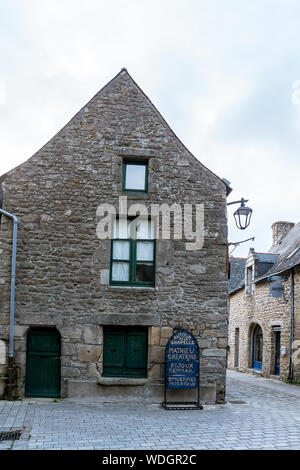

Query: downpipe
[289,268,295,380]
[0,209,19,401]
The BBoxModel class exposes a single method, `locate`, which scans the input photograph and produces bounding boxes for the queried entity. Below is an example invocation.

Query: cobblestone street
[0,370,300,450]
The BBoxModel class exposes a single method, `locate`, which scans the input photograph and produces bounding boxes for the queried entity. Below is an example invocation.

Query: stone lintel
[118,149,159,158]
[94,313,160,326]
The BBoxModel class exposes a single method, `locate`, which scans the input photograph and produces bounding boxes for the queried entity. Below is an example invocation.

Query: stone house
[0,69,229,404]
[228,221,300,381]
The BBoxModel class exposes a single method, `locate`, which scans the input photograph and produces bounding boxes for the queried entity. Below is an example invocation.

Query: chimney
[271,221,295,247]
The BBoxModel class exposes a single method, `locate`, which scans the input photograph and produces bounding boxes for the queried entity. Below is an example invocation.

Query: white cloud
[0,0,299,255]
[0,80,6,105]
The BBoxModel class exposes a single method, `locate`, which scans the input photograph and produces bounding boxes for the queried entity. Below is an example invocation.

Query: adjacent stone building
[228,221,300,382]
[0,69,229,404]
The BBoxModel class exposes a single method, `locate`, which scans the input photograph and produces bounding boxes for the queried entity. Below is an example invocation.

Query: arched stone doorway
[252,324,263,371]
[25,328,61,398]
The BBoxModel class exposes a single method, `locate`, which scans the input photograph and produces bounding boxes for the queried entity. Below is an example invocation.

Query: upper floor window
[110,217,155,287]
[123,161,148,193]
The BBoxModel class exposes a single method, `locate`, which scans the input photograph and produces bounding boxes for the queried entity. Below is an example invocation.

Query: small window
[103,326,148,378]
[123,161,148,193]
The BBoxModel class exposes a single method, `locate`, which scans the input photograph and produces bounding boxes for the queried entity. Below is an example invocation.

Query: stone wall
[0,69,228,403]
[228,267,300,381]
[293,265,300,379]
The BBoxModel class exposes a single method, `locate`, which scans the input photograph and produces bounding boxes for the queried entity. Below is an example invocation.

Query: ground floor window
[102,326,148,378]
[252,324,263,371]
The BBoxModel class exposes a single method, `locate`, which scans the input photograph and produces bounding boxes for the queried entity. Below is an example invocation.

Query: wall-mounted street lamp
[227,198,253,230]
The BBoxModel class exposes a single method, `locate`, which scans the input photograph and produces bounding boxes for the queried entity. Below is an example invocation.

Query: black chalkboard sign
[165,329,199,389]
[163,329,202,410]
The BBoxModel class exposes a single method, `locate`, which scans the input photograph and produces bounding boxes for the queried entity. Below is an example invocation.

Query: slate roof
[229,221,300,294]
[255,221,300,281]
[255,253,280,278]
[256,253,279,263]
[228,254,279,294]
[228,258,246,294]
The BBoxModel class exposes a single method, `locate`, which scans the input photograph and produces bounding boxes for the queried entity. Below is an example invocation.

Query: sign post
[162,329,202,410]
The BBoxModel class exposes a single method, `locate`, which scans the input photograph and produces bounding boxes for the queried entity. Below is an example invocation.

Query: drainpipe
[289,267,295,380]
[0,209,19,401]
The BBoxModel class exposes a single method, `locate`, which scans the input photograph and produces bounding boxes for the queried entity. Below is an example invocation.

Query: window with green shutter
[103,327,148,378]
[110,217,155,287]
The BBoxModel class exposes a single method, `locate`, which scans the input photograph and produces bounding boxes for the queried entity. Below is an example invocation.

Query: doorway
[25,328,61,398]
[252,324,263,371]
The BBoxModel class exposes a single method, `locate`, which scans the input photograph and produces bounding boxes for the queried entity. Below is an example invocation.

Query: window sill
[107,286,157,292]
[98,377,148,386]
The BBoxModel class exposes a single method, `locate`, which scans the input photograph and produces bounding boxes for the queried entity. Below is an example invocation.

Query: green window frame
[110,237,156,287]
[102,326,148,378]
[122,161,148,193]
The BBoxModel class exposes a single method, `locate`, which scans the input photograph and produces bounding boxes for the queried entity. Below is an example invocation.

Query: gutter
[0,208,19,401]
[228,283,245,295]
[289,268,295,380]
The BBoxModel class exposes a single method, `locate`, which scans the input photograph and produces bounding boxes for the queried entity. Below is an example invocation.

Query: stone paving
[0,370,300,450]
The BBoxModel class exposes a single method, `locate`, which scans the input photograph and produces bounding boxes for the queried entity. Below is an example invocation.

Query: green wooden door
[25,328,61,398]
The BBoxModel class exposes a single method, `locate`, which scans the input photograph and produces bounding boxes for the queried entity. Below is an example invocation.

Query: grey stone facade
[228,221,300,382]
[0,69,228,404]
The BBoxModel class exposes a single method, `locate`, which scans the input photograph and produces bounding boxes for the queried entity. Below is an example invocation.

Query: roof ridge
[256,251,280,255]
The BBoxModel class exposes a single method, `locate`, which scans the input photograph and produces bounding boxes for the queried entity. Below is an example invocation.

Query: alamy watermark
[96,196,205,251]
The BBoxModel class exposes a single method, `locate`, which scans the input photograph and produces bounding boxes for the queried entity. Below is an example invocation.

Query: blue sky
[0,0,299,256]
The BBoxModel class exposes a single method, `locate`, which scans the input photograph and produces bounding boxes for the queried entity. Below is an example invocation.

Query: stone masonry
[228,275,292,379]
[228,221,300,382]
[0,69,228,403]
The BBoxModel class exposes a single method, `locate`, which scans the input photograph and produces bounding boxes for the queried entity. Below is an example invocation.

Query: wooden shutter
[103,327,147,377]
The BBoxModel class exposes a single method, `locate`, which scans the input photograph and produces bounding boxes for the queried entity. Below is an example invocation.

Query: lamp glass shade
[233,205,252,230]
